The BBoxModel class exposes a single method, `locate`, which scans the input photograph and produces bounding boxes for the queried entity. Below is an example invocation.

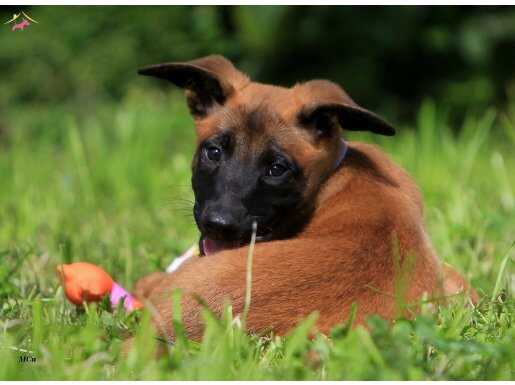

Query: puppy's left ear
[297,80,395,136]
[138,55,249,118]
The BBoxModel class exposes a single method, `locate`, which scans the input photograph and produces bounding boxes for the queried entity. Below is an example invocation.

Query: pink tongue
[202,238,241,256]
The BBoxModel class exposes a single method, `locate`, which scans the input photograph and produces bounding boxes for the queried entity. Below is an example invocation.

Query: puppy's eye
[267,163,288,177]
[205,146,222,162]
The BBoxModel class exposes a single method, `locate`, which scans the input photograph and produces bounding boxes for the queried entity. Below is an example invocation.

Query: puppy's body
[136,142,447,340]
[135,56,473,341]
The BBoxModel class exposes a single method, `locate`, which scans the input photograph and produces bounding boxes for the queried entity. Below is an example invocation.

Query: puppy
[134,55,475,342]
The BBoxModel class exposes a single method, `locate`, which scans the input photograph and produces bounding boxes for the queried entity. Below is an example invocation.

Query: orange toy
[57,262,142,311]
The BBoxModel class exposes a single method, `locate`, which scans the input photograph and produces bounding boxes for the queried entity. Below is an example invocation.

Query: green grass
[0,89,513,380]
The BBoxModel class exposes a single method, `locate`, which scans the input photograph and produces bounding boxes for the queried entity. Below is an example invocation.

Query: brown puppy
[135,55,475,342]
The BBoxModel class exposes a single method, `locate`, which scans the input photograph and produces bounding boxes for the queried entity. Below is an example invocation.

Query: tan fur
[135,55,476,342]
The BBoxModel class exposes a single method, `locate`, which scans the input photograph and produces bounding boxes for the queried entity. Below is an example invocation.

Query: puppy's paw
[442,263,478,304]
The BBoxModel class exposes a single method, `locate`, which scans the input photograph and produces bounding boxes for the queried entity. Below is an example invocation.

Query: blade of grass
[242,221,257,328]
[491,241,515,302]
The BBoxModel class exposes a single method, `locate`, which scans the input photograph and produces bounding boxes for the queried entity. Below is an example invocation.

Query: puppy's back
[314,142,476,307]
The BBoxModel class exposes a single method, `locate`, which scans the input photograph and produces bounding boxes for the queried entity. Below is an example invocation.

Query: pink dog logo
[4,11,38,31]
[12,19,30,31]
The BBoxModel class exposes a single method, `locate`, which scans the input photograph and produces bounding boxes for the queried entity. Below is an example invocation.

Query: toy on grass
[56,245,199,312]
[56,262,142,312]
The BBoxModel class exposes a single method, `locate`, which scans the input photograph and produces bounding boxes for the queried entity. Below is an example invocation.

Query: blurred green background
[1,5,515,123]
[0,6,514,380]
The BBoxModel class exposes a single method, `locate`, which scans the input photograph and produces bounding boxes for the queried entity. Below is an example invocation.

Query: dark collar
[333,139,348,171]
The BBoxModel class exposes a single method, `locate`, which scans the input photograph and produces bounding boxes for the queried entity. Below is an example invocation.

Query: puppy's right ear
[138,55,249,118]
[296,80,396,136]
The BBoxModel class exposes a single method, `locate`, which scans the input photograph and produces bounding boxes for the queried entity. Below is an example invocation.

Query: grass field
[0,89,513,380]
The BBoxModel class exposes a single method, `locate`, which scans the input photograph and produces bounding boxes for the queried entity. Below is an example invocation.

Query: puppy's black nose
[203,212,239,240]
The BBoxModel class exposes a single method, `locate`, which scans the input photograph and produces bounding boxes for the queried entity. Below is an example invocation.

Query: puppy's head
[139,55,395,255]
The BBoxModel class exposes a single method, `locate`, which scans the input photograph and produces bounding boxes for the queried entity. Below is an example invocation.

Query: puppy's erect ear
[138,55,249,118]
[296,80,395,136]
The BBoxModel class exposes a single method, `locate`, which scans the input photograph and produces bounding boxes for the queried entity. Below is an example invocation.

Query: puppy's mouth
[199,232,270,256]
[200,237,244,256]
